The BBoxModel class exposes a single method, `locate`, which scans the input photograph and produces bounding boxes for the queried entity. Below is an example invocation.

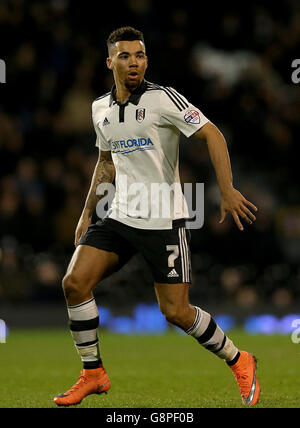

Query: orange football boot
[229,350,260,405]
[54,366,110,406]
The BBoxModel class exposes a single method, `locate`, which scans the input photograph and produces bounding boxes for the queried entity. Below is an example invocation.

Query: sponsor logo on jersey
[136,108,146,123]
[103,117,110,126]
[184,109,200,124]
[111,137,154,153]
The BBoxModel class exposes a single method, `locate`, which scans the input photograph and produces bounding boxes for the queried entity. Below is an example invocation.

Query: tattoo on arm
[84,151,115,217]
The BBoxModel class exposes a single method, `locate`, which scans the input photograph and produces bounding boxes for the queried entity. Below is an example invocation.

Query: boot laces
[67,372,88,394]
[234,368,250,393]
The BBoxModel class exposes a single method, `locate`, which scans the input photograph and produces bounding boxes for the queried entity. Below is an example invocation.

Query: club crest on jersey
[184,110,200,124]
[136,108,146,123]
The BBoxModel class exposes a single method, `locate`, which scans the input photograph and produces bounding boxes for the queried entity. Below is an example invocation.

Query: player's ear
[106,57,113,70]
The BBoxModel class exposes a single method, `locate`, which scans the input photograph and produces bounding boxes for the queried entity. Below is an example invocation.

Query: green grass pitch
[0,328,299,408]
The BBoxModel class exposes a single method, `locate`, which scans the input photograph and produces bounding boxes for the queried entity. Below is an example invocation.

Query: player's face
[107,40,148,90]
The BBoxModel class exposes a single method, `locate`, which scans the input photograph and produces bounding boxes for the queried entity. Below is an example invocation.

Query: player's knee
[160,304,186,327]
[62,273,88,302]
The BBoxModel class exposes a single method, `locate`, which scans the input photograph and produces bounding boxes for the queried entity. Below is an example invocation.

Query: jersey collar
[109,79,147,107]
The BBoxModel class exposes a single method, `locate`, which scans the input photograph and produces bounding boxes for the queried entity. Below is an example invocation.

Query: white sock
[67,297,102,369]
[186,306,239,362]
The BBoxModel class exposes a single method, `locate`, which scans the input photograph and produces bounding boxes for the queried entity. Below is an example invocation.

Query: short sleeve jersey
[92,80,209,229]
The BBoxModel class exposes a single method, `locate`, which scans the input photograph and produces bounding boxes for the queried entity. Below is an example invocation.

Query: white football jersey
[92,80,209,229]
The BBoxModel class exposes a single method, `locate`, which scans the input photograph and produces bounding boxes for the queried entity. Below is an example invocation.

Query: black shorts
[78,218,192,284]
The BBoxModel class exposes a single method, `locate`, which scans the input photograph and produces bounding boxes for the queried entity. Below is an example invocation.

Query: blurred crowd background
[0,0,299,312]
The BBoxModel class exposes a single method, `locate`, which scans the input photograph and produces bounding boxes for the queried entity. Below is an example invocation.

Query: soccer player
[54,27,260,406]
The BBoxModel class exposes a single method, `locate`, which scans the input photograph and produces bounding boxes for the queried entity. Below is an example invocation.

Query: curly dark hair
[107,26,145,51]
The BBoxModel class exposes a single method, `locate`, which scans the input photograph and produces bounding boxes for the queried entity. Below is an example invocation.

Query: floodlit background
[0,0,300,335]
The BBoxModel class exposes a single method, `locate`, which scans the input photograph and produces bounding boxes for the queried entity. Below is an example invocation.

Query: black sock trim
[76,338,99,347]
[205,334,227,353]
[69,316,99,332]
[197,317,217,344]
[212,334,227,353]
[83,359,102,370]
[227,351,241,366]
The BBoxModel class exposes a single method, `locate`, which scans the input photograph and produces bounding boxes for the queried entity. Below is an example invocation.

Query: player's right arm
[74,149,115,246]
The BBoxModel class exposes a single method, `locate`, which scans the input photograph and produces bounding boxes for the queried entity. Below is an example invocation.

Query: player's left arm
[194,122,258,231]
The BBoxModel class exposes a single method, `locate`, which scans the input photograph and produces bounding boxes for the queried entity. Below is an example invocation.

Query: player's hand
[74,213,91,247]
[219,188,258,231]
